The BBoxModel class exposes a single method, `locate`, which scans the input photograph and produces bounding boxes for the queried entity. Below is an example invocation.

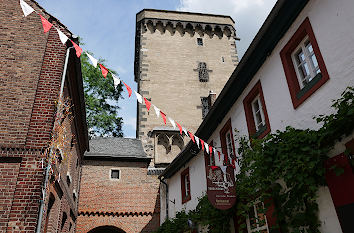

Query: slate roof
[85,137,150,161]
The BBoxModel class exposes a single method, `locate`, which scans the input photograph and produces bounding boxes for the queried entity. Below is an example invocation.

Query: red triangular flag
[39,14,52,33]
[144,97,151,111]
[99,64,108,78]
[188,131,195,143]
[209,145,213,155]
[160,111,167,124]
[217,151,221,161]
[200,139,205,151]
[122,82,132,97]
[176,122,183,135]
[71,40,82,58]
[211,166,219,171]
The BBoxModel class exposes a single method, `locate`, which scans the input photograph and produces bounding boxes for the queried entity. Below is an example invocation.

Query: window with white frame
[184,173,190,197]
[110,169,120,179]
[292,36,320,89]
[181,167,191,203]
[226,131,233,157]
[246,202,269,233]
[251,95,266,131]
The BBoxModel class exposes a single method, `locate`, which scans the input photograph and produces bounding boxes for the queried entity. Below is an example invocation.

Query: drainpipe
[159,177,169,220]
[36,46,73,233]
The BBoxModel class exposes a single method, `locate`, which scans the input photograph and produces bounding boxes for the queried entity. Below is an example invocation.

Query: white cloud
[177,0,277,58]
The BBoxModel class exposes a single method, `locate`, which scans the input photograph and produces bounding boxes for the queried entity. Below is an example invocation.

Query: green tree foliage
[81,52,124,137]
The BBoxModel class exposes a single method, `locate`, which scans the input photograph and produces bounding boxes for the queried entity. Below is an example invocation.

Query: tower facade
[134,9,239,170]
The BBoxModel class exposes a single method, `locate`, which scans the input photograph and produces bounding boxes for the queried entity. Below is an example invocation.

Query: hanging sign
[204,150,236,210]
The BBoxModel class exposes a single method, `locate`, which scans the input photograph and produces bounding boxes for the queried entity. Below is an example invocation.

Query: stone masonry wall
[135,11,239,163]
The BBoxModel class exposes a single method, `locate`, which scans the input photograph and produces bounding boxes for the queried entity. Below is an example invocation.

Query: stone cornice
[138,18,236,39]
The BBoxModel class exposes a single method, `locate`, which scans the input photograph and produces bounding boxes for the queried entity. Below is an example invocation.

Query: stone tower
[134,9,239,171]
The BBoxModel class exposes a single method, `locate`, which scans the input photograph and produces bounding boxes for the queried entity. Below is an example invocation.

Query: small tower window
[197,38,203,46]
[198,62,209,82]
[110,169,120,179]
[201,97,209,119]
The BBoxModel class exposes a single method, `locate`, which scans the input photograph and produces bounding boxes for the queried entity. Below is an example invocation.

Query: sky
[36,0,277,138]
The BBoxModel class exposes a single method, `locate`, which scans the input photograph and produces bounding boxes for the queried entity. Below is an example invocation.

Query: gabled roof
[160,0,309,179]
[85,137,150,162]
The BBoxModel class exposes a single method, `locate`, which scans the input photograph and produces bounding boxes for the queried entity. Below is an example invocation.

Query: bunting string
[19,0,237,175]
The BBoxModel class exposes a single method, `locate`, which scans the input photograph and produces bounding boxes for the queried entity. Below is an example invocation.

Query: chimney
[208,90,216,108]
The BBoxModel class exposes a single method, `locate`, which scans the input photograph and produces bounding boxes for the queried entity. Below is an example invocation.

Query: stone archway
[87,225,126,233]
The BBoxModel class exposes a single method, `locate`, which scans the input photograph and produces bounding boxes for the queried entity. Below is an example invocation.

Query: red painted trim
[219,118,236,161]
[181,167,191,204]
[243,81,271,139]
[325,153,354,207]
[280,17,330,109]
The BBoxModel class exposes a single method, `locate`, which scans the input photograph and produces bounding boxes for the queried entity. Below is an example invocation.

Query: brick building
[76,138,159,233]
[0,0,88,232]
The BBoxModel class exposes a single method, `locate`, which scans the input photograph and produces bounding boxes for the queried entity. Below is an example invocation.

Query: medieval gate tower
[134,9,239,172]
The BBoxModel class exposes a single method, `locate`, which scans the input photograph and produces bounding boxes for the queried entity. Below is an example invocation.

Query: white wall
[162,151,207,222]
[162,0,354,231]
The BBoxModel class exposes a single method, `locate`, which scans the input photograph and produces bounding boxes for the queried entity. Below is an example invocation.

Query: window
[110,169,120,179]
[197,38,203,46]
[198,62,209,82]
[251,95,265,131]
[61,212,67,230]
[246,202,269,233]
[201,97,209,119]
[280,18,329,109]
[220,119,236,164]
[181,167,191,204]
[243,81,270,138]
[66,173,72,186]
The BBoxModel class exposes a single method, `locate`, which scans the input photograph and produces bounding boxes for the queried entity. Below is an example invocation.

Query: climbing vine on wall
[154,86,354,233]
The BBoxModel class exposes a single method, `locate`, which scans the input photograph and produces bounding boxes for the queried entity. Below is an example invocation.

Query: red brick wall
[77,160,160,233]
[0,0,85,232]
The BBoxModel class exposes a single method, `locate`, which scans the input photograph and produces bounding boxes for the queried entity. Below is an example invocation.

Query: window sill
[182,196,191,204]
[296,73,322,99]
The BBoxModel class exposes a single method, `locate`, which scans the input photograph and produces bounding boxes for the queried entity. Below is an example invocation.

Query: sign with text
[204,154,236,210]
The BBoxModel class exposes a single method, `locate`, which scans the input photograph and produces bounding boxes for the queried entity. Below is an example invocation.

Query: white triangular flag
[86,52,98,68]
[20,0,34,17]
[182,128,188,137]
[134,91,143,104]
[194,136,200,148]
[153,105,160,118]
[168,117,176,129]
[205,142,209,154]
[112,74,120,88]
[56,28,68,45]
